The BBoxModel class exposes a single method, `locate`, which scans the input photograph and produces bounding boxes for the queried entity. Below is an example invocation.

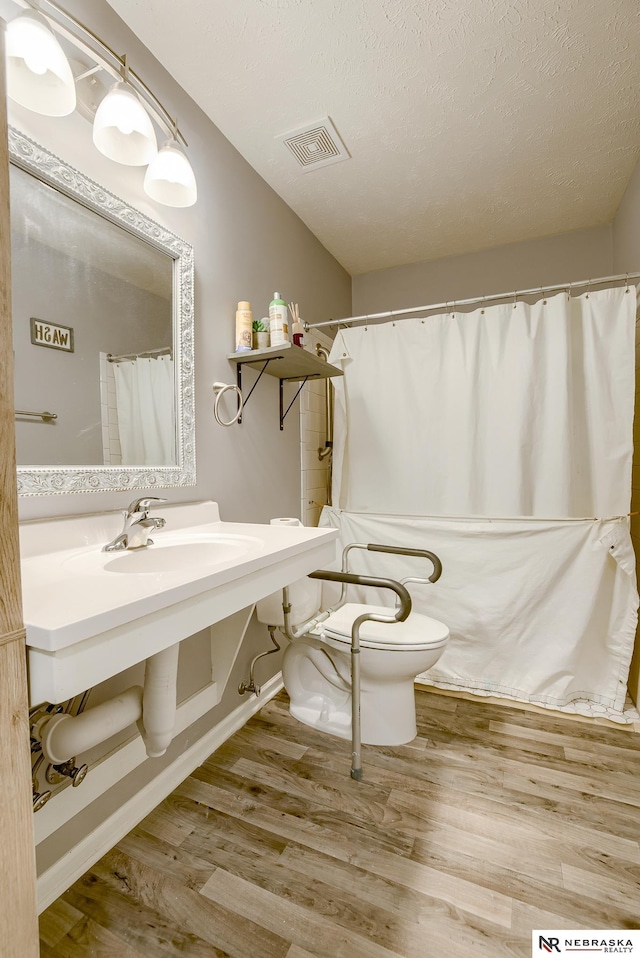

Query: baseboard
[36,673,283,914]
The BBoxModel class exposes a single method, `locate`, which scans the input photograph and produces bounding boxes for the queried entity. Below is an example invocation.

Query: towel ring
[213,382,243,427]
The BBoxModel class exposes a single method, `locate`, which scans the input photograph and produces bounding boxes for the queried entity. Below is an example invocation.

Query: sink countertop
[20,501,338,652]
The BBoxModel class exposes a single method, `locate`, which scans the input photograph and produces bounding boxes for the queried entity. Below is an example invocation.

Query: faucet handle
[126,496,168,517]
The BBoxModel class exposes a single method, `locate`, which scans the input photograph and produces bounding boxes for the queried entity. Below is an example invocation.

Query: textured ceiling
[106,0,640,275]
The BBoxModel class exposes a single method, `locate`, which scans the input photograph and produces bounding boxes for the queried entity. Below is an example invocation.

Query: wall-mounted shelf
[227,343,343,430]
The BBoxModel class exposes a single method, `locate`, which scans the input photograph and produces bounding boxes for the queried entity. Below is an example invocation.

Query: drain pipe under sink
[141,644,180,757]
[34,646,180,765]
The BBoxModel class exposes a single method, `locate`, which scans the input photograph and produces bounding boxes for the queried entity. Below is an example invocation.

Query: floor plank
[40,689,640,955]
[39,899,84,950]
[201,867,406,958]
[43,915,148,958]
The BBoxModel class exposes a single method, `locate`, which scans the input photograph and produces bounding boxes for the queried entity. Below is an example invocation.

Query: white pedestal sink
[20,500,338,707]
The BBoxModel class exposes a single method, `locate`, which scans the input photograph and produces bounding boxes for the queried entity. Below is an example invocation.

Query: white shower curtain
[322,286,638,715]
[113,355,176,465]
[330,287,634,518]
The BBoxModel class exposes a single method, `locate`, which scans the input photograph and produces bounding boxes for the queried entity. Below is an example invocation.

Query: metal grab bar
[15,409,57,422]
[338,544,443,610]
[315,344,334,473]
[365,543,443,582]
[280,541,444,781]
[307,569,411,781]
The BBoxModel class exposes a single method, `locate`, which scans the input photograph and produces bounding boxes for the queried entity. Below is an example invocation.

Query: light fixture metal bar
[73,63,101,82]
[11,0,188,147]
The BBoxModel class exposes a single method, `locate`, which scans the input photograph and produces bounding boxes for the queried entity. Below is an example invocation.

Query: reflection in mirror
[11,164,174,467]
[9,127,195,496]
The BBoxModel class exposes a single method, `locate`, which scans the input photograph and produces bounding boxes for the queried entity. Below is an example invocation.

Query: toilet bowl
[256,583,449,746]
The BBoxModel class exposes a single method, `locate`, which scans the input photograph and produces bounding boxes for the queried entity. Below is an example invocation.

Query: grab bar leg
[351,624,362,780]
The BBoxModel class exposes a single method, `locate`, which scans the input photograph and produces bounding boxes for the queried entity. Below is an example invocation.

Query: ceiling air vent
[277,117,350,173]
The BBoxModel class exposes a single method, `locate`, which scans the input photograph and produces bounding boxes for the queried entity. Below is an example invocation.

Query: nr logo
[539,938,561,953]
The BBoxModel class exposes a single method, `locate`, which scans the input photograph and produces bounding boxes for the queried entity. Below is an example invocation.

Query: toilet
[256,579,449,746]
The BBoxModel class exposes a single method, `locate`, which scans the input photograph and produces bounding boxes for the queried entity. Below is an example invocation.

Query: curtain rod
[305,271,640,330]
[107,347,172,363]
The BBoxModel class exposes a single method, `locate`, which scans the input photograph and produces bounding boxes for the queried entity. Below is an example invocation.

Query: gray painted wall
[352,225,613,316]
[8,0,351,876]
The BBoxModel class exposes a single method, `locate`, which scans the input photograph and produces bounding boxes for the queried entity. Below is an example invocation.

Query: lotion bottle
[235,301,253,352]
[269,292,289,346]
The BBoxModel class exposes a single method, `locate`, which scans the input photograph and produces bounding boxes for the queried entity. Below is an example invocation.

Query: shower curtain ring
[480,296,486,314]
[625,273,630,292]
[513,291,518,309]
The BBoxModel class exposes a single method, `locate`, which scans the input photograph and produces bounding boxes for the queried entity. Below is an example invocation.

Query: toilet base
[282,633,447,747]
[287,680,419,746]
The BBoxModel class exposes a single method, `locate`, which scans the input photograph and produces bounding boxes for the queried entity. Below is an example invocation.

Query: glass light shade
[144,139,197,207]
[93,81,157,166]
[6,10,76,116]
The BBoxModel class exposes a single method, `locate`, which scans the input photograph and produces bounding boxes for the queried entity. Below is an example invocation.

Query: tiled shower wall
[300,329,334,526]
[99,352,122,465]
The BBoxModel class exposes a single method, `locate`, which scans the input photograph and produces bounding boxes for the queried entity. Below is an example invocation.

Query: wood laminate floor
[40,689,640,957]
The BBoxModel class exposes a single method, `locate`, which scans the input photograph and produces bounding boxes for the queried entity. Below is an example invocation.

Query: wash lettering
[30,317,74,353]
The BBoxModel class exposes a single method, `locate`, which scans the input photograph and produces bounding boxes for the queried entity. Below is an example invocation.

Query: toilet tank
[256,577,321,627]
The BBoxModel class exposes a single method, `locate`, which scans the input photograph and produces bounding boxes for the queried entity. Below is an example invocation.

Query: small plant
[252,318,270,349]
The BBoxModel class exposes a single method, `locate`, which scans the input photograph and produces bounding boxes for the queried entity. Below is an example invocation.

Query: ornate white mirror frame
[9,127,195,496]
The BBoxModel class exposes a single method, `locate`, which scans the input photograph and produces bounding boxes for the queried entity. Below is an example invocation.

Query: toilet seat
[320,603,449,651]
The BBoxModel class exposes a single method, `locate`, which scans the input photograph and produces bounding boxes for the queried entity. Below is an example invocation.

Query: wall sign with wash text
[30,317,74,353]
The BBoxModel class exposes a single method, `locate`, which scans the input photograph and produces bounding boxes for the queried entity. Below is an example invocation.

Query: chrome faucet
[103,497,167,552]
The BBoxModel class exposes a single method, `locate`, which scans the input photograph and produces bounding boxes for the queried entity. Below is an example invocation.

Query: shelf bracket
[235,358,281,424]
[280,377,309,431]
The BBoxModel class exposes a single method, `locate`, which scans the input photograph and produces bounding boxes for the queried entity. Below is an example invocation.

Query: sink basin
[104,535,258,574]
[62,532,263,576]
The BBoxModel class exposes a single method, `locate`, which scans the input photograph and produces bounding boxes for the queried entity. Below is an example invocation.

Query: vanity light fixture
[144,131,197,208]
[92,56,157,166]
[3,0,197,206]
[5,8,76,116]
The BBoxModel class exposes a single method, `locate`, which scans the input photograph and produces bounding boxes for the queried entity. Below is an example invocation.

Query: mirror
[8,127,195,496]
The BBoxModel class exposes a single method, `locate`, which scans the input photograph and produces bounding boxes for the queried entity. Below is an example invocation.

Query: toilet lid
[321,603,449,651]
